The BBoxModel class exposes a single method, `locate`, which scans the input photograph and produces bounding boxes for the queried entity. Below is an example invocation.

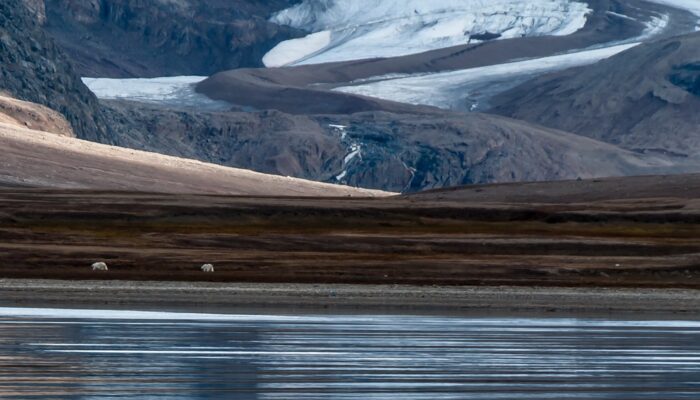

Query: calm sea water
[0,308,699,399]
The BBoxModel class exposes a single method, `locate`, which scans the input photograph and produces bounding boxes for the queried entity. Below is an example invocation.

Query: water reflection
[0,308,699,399]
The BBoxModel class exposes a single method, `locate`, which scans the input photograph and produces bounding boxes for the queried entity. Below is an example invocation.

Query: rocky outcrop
[0,0,109,141]
[669,62,700,97]
[43,0,303,77]
[319,111,699,191]
[0,95,74,137]
[21,0,46,24]
[101,100,696,192]
[102,101,348,182]
[0,118,388,196]
[490,32,700,159]
[7,0,699,194]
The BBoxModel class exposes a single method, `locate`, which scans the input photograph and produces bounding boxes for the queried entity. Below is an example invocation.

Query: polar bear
[91,262,108,271]
[201,264,215,273]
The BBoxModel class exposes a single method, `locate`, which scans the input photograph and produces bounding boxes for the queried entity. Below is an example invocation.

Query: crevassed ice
[263,0,591,67]
[332,12,668,110]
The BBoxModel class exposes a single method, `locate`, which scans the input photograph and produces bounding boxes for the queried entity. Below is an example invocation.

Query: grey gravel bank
[0,279,699,317]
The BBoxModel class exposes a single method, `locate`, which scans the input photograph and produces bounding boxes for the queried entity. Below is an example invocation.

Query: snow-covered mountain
[332,11,671,111]
[263,0,591,67]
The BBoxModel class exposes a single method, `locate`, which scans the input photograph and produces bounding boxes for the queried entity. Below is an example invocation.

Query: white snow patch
[83,76,205,100]
[329,124,348,139]
[335,43,639,109]
[328,124,357,181]
[82,76,230,110]
[401,161,417,192]
[263,30,332,67]
[606,11,636,21]
[335,170,348,181]
[264,0,591,66]
[328,124,348,140]
[335,143,362,182]
[639,14,670,39]
[344,144,362,165]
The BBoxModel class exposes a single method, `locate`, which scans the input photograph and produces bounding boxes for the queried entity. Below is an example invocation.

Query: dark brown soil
[1,174,698,288]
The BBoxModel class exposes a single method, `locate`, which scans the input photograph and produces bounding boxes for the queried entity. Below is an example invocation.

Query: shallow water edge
[0,279,699,319]
[1,307,700,399]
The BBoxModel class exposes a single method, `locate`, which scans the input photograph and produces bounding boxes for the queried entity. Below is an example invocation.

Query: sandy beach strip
[0,279,698,317]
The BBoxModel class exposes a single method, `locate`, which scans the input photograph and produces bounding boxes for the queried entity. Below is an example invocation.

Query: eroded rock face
[21,0,46,24]
[490,32,700,159]
[101,102,349,182]
[0,95,74,137]
[101,100,693,193]
[0,0,109,141]
[57,0,101,24]
[43,0,303,77]
[669,63,700,97]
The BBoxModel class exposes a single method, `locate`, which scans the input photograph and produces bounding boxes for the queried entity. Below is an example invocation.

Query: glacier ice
[334,43,639,110]
[264,0,591,67]
[332,11,670,110]
[81,76,230,111]
[82,76,206,100]
[262,31,332,67]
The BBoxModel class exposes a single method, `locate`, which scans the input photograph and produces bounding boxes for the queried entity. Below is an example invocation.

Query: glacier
[263,0,591,67]
[333,13,670,111]
[335,43,639,110]
[82,76,230,111]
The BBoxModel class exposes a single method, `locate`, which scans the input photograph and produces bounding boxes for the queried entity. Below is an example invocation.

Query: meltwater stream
[0,308,699,399]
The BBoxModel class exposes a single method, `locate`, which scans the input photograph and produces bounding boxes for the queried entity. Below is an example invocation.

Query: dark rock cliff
[1,0,109,141]
[102,100,692,193]
[43,0,303,77]
[490,32,700,158]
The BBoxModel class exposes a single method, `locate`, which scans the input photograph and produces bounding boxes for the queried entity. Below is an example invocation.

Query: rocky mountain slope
[0,94,74,137]
[101,101,348,182]
[1,0,109,141]
[7,0,700,194]
[21,0,46,23]
[490,32,700,159]
[0,1,384,196]
[409,173,700,203]
[43,0,302,78]
[0,112,387,196]
[196,0,700,119]
[101,100,695,192]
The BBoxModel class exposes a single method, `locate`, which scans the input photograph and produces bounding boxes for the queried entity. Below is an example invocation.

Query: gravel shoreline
[0,279,699,317]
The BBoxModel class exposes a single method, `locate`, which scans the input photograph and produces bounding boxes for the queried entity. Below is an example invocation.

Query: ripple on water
[0,308,699,399]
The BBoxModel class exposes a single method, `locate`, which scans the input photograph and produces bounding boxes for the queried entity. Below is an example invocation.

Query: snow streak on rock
[264,0,591,67]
